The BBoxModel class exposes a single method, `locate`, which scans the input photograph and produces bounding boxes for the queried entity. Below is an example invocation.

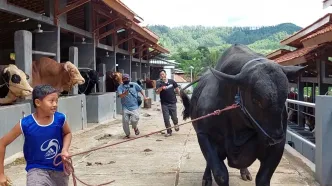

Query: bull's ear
[3,67,10,81]
[281,65,307,80]
[64,62,71,71]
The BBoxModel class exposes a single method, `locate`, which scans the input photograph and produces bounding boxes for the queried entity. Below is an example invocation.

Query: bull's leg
[197,133,229,186]
[255,141,285,186]
[240,168,252,181]
[202,164,212,186]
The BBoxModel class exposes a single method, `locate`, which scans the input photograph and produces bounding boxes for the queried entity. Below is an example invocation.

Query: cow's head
[2,64,33,97]
[109,71,122,84]
[87,70,101,84]
[210,60,306,146]
[64,62,85,85]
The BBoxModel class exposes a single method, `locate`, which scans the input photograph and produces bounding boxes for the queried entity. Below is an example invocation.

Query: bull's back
[31,58,63,89]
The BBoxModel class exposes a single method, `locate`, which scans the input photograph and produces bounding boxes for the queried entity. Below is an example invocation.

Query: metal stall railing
[285,99,316,163]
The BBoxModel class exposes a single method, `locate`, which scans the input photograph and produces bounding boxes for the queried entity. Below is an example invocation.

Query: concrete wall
[141,63,150,78]
[117,58,130,75]
[100,56,116,72]
[34,27,60,61]
[0,103,31,158]
[131,61,140,80]
[86,92,116,125]
[57,95,87,132]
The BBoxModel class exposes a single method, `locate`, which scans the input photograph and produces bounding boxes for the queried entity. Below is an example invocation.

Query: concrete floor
[4,100,319,186]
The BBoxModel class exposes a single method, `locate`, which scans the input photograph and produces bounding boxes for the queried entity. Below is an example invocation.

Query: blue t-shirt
[117,82,143,111]
[20,112,66,172]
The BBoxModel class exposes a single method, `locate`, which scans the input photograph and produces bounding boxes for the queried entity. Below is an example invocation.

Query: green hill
[147,23,302,78]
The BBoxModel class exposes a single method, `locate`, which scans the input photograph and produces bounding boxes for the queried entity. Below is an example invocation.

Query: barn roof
[280,13,332,48]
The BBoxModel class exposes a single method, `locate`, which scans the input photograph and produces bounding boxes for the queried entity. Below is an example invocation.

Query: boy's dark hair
[32,84,58,108]
[159,69,166,74]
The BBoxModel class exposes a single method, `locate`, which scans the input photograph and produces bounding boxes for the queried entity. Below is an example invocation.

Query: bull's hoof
[202,179,212,186]
[240,168,252,181]
[214,176,228,186]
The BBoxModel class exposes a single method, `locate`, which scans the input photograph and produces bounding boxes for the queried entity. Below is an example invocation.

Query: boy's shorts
[27,168,69,186]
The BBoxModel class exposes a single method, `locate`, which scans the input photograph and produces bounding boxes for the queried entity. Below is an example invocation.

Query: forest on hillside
[147,23,302,79]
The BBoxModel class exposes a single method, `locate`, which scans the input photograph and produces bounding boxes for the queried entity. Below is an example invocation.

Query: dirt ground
[4,99,319,186]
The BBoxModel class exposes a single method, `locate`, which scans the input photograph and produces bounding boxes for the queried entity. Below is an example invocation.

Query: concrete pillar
[131,72,137,81]
[14,30,32,83]
[131,61,140,81]
[34,26,60,62]
[69,46,78,95]
[117,56,130,75]
[76,43,96,69]
[315,95,332,186]
[100,56,115,72]
[98,63,106,92]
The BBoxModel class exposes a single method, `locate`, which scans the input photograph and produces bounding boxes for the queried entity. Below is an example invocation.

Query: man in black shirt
[156,70,180,137]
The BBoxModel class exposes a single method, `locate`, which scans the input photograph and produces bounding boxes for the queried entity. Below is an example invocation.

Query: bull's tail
[179,78,201,120]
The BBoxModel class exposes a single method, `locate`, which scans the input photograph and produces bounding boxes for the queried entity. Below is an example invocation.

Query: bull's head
[210,60,306,146]
[110,72,123,84]
[64,62,85,85]
[3,64,33,97]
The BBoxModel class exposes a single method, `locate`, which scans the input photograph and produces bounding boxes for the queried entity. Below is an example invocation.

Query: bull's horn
[209,67,240,83]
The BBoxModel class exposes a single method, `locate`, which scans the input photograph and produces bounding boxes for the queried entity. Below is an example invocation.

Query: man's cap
[122,74,130,79]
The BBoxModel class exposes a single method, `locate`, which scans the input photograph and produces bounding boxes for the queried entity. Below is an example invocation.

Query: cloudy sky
[121,0,332,28]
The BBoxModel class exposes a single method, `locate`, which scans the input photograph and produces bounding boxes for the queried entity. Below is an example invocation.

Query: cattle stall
[267,15,332,185]
[0,0,169,164]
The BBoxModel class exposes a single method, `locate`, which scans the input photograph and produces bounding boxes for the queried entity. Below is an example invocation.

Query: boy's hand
[0,174,11,186]
[61,150,70,161]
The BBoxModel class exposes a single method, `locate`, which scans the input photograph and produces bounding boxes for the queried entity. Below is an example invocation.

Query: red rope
[53,104,239,186]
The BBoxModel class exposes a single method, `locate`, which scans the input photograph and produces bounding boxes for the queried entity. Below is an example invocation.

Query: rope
[53,104,240,186]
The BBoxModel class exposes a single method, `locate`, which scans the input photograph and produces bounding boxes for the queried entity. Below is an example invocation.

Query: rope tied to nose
[53,104,240,186]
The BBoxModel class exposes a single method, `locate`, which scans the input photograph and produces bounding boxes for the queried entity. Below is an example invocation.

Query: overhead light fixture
[123,56,126,59]
[136,63,138,66]
[82,37,86,44]
[106,52,109,57]
[117,29,125,33]
[116,64,119,67]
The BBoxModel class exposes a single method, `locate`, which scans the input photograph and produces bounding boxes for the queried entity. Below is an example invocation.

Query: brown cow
[105,71,122,92]
[144,78,156,89]
[32,57,85,92]
[0,64,33,105]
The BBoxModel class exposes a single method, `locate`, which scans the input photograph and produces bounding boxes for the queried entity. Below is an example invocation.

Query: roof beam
[116,33,135,46]
[57,0,90,16]
[98,25,124,40]
[93,18,119,32]
[59,22,92,38]
[148,52,161,59]
[102,0,135,20]
[0,0,54,25]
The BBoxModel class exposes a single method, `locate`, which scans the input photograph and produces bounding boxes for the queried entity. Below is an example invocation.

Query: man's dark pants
[161,103,178,134]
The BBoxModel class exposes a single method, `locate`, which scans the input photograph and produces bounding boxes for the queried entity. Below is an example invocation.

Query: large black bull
[179,44,306,186]
[78,68,101,95]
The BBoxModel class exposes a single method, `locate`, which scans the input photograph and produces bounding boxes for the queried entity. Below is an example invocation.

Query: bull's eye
[253,98,263,108]
[26,74,30,80]
[11,74,21,84]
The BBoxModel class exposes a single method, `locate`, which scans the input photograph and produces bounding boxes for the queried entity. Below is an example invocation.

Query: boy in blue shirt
[0,84,72,186]
[117,74,147,139]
